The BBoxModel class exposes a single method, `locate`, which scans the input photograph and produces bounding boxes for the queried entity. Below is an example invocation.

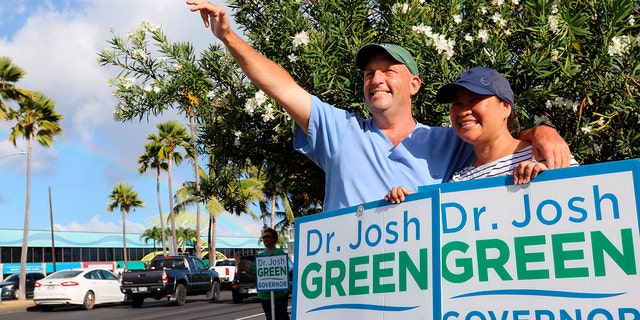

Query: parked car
[0,272,46,299]
[212,258,236,289]
[34,268,125,311]
[231,254,293,303]
[120,254,221,308]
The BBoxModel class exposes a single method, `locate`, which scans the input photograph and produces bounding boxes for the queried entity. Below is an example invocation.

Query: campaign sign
[293,190,439,319]
[256,254,290,292]
[292,159,640,320]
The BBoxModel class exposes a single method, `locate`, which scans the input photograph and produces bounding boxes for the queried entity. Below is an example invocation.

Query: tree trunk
[189,112,202,259]
[270,191,276,229]
[18,136,33,300]
[122,208,128,268]
[211,216,217,262]
[168,155,178,253]
[156,167,166,255]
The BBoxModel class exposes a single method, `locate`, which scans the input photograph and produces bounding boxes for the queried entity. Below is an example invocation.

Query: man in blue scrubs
[188,1,572,211]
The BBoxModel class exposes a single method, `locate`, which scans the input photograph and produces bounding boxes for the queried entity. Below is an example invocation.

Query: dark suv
[230,255,293,304]
[0,272,46,299]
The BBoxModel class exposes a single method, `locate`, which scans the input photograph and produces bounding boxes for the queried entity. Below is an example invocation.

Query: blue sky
[0,0,263,238]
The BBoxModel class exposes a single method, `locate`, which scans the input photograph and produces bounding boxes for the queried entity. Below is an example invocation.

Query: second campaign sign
[292,159,640,320]
[256,254,290,292]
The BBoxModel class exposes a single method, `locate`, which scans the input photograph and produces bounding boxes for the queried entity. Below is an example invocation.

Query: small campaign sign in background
[256,254,290,292]
[292,159,640,320]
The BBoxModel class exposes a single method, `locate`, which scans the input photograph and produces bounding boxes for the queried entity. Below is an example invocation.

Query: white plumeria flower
[491,13,507,27]
[244,98,258,116]
[393,3,410,14]
[464,34,474,43]
[254,91,268,105]
[548,15,560,33]
[608,35,631,56]
[233,131,242,146]
[261,105,276,122]
[413,24,455,59]
[571,101,579,112]
[143,22,161,33]
[132,49,148,60]
[453,14,462,24]
[478,29,489,43]
[155,56,169,64]
[545,100,553,109]
[292,31,310,48]
[121,77,136,89]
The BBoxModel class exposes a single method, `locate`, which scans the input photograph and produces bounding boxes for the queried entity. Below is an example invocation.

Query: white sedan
[34,268,125,311]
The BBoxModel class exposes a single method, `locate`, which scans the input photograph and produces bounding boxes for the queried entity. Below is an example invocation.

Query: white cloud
[55,214,146,233]
[0,0,244,232]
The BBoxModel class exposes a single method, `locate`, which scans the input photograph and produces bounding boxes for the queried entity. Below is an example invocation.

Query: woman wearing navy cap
[386,67,579,203]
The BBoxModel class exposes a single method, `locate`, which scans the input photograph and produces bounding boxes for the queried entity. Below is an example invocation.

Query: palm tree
[138,140,169,254]
[107,181,144,270]
[175,226,197,253]
[0,56,31,118]
[148,120,193,253]
[140,226,163,252]
[174,160,262,266]
[7,91,62,301]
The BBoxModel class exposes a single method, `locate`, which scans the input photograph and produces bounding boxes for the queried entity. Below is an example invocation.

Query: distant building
[0,228,263,277]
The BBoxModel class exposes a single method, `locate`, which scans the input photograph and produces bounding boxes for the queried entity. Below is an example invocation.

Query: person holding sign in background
[187,0,573,212]
[386,67,580,203]
[236,228,290,320]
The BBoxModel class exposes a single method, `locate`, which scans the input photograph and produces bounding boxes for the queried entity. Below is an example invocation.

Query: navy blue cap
[436,67,514,107]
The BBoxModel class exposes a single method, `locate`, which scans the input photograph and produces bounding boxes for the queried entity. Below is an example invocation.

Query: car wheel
[173,284,187,306]
[82,291,95,310]
[206,281,221,301]
[232,291,243,304]
[131,295,144,308]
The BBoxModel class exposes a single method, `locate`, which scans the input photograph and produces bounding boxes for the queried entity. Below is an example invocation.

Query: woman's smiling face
[449,86,511,145]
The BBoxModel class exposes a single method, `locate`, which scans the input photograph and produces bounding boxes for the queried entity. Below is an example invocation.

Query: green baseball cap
[355,43,419,76]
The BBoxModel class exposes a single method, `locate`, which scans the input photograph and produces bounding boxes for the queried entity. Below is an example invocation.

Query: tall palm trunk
[121,208,128,268]
[156,166,166,255]
[189,113,201,259]
[167,154,178,252]
[211,216,217,261]
[18,136,33,300]
[208,216,214,266]
[270,191,276,229]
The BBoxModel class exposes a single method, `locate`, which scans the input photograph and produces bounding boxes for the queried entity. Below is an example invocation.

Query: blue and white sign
[256,254,290,292]
[292,159,640,320]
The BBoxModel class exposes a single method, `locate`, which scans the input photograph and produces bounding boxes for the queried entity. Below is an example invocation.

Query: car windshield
[4,274,19,282]
[48,271,82,279]
[216,260,234,267]
[149,258,186,270]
